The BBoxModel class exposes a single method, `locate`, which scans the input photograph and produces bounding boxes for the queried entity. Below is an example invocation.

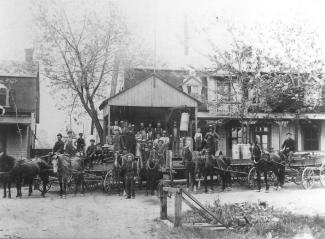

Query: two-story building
[122,68,325,158]
[0,49,40,159]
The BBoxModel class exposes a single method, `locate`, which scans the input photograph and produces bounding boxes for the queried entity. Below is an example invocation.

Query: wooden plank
[160,191,168,220]
[174,189,182,227]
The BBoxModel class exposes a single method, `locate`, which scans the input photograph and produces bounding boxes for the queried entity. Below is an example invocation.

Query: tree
[33,1,137,142]
[205,20,324,143]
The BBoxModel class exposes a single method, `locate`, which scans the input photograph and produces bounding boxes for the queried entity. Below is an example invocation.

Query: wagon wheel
[34,176,53,193]
[302,167,315,190]
[103,170,113,192]
[248,167,257,189]
[67,175,74,193]
[293,168,303,185]
[319,168,325,187]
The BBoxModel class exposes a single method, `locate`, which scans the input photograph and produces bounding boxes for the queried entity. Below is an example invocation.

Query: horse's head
[51,154,60,173]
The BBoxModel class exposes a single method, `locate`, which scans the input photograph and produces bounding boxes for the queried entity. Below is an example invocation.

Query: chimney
[25,49,34,62]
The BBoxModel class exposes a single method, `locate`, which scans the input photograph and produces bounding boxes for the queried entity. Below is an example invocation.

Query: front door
[253,125,271,151]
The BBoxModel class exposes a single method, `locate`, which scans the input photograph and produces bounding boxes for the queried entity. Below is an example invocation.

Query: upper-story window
[0,83,9,107]
[214,77,231,101]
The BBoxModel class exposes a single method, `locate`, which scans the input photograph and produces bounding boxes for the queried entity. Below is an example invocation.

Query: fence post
[160,190,168,220]
[174,188,182,227]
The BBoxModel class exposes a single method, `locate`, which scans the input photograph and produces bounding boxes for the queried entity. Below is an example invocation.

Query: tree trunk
[110,54,120,97]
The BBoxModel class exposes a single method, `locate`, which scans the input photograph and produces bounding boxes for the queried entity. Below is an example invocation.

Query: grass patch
[156,199,325,239]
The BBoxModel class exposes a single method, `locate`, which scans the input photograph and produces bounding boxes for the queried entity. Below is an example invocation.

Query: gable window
[0,84,9,107]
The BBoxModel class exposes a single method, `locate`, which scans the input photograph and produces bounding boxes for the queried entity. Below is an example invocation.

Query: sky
[1,0,325,145]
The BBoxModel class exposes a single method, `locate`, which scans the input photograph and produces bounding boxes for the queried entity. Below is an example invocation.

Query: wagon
[247,152,325,190]
[33,152,117,194]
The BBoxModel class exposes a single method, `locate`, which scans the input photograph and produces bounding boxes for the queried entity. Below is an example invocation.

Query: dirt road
[0,183,324,238]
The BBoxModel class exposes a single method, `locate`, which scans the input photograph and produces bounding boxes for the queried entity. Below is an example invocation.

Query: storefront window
[303,123,319,151]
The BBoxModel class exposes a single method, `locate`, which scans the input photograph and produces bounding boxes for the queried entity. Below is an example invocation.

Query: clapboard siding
[105,76,198,108]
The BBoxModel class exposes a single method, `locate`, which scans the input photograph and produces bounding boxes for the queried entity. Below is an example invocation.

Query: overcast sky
[1,0,325,145]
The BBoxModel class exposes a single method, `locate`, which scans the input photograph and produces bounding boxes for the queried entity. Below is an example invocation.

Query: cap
[79,133,83,136]
[287,132,292,135]
[67,130,73,134]
[57,133,62,137]
[103,144,109,148]
[90,139,95,142]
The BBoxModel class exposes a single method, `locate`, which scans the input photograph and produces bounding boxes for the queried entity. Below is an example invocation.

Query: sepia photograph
[0,0,325,238]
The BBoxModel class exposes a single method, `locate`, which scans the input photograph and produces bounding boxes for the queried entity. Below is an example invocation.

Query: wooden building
[0,49,40,159]
[99,73,200,142]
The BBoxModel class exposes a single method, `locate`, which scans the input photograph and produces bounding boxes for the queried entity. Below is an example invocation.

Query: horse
[252,145,286,191]
[0,152,17,198]
[51,154,85,197]
[113,152,126,195]
[11,157,52,197]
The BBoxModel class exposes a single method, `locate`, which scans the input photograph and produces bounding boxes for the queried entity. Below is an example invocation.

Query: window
[215,77,231,101]
[0,84,9,107]
[231,126,248,144]
[303,124,319,151]
[187,86,191,94]
[253,126,270,150]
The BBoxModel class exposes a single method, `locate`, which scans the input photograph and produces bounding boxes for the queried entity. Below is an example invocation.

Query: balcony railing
[208,102,242,115]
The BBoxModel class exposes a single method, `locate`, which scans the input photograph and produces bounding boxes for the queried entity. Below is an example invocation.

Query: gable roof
[0,60,39,77]
[124,68,189,90]
[99,73,200,110]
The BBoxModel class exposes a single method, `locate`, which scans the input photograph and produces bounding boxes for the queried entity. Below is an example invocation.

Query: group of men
[52,131,113,168]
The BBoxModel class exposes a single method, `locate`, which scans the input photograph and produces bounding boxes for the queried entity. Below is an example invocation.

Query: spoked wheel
[248,167,257,189]
[302,167,315,190]
[34,176,53,193]
[103,170,113,192]
[293,169,303,186]
[319,168,325,187]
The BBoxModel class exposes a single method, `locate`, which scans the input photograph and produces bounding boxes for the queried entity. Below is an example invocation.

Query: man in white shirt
[194,128,203,151]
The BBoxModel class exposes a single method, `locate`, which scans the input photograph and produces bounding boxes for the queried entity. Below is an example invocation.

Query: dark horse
[51,154,85,197]
[252,144,286,191]
[0,153,16,198]
[12,158,52,197]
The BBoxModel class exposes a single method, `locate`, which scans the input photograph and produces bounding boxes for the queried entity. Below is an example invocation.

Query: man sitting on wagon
[86,139,96,168]
[281,132,295,159]
[52,133,65,155]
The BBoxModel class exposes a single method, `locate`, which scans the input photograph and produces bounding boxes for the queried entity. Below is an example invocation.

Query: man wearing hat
[124,153,137,199]
[52,133,65,154]
[75,133,85,156]
[65,130,76,156]
[281,132,295,156]
[86,139,96,168]
[183,144,195,191]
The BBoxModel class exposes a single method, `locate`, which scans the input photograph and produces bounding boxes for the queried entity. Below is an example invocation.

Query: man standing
[194,128,203,151]
[251,141,267,192]
[112,121,121,135]
[124,153,137,199]
[183,145,195,191]
[53,133,64,154]
[75,133,85,156]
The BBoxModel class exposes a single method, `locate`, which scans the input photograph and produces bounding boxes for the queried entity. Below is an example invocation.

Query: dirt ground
[0,182,325,239]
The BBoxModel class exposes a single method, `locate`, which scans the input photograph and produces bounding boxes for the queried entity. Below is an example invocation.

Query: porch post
[195,106,198,132]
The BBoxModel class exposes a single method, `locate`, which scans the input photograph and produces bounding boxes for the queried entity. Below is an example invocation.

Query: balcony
[208,102,242,116]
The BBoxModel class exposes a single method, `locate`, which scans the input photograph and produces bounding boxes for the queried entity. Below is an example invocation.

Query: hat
[162,130,167,134]
[79,133,83,136]
[286,132,292,135]
[103,144,109,148]
[67,130,73,134]
[90,139,95,142]
[57,133,62,137]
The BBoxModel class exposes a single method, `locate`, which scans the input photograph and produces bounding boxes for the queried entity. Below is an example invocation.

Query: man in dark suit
[281,132,295,156]
[52,133,64,154]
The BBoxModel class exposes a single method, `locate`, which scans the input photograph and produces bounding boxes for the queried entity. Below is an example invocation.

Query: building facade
[0,49,40,159]
[123,68,325,158]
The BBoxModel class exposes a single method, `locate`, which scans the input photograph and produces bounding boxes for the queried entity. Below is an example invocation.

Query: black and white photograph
[0,0,325,238]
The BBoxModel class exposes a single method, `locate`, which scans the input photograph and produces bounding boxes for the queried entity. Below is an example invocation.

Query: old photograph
[0,0,325,238]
